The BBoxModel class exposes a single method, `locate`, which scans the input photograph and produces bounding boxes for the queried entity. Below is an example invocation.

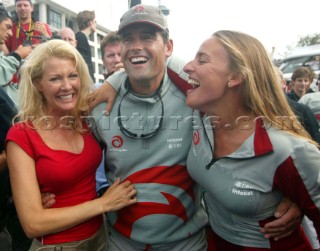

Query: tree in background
[297,33,320,46]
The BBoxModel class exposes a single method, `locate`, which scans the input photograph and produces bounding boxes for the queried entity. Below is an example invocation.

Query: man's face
[102,43,121,73]
[120,24,173,88]
[0,18,13,44]
[89,19,97,33]
[291,76,310,97]
[59,29,77,47]
[15,0,33,22]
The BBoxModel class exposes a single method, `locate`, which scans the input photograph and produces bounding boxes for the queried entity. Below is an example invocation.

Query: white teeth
[59,94,73,100]
[187,79,200,86]
[131,57,147,63]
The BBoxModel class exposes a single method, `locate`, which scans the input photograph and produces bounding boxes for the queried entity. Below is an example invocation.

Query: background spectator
[287,66,312,101]
[57,27,77,47]
[75,10,96,82]
[100,31,123,80]
[4,0,52,53]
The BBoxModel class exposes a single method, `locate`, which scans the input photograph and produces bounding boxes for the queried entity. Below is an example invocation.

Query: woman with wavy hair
[6,39,136,251]
[184,30,320,251]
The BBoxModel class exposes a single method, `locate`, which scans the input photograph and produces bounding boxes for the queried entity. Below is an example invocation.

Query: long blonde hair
[213,30,315,144]
[17,39,93,132]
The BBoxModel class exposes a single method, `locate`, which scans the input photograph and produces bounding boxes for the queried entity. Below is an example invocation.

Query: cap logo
[134,6,145,12]
[118,4,168,33]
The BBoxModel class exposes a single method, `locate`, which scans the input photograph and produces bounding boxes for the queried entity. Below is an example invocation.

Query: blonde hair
[213,30,315,144]
[17,39,93,132]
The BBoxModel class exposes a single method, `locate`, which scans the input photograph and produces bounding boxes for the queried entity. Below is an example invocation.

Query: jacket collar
[205,117,274,159]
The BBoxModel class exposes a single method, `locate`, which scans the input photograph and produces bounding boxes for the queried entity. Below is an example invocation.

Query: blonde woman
[6,40,136,250]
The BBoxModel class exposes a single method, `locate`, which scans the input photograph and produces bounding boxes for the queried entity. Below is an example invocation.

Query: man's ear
[165,39,173,58]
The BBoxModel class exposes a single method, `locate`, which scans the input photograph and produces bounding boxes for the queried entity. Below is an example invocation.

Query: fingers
[41,193,55,209]
[43,198,56,209]
[108,178,134,194]
[15,45,33,59]
[263,230,294,241]
[113,177,121,186]
[127,195,138,205]
[34,22,47,35]
[128,187,137,199]
[114,63,124,72]
[100,179,137,211]
[274,197,292,218]
[260,201,302,241]
[105,100,113,116]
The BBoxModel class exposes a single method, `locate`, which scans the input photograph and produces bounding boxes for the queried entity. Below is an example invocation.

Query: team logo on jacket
[193,131,200,145]
[112,135,123,148]
[112,165,195,241]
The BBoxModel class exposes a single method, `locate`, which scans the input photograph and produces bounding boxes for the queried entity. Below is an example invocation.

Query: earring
[228,82,231,87]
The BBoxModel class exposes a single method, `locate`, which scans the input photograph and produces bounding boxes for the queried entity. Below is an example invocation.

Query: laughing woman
[5,40,136,251]
[184,30,320,251]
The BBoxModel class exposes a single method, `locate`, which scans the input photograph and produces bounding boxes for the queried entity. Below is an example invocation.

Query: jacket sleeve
[273,142,320,238]
[0,88,17,152]
[0,53,20,87]
[301,105,320,144]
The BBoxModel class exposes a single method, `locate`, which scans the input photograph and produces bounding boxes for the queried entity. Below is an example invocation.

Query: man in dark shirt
[75,10,96,82]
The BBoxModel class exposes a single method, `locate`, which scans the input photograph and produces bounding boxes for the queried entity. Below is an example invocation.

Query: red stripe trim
[167,67,191,95]
[253,118,273,156]
[208,227,312,250]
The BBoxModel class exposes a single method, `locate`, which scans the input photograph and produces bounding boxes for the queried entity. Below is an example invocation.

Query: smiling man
[92,5,208,251]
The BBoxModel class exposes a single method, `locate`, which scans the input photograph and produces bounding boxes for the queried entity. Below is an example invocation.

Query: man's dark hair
[0,3,11,23]
[100,31,121,58]
[76,10,95,30]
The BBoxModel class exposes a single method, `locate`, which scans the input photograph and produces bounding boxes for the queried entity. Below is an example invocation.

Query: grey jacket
[0,51,21,106]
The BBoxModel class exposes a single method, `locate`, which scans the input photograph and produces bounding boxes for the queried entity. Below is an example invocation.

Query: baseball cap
[15,0,32,4]
[118,4,168,34]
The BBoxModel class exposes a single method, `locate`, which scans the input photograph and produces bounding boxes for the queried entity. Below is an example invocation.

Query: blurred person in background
[287,66,313,101]
[75,10,96,82]
[275,67,320,143]
[0,2,33,107]
[100,31,123,80]
[57,27,77,47]
[4,0,52,54]
[299,90,320,127]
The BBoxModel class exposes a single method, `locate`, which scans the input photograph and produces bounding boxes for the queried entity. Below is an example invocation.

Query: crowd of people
[1,1,320,251]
